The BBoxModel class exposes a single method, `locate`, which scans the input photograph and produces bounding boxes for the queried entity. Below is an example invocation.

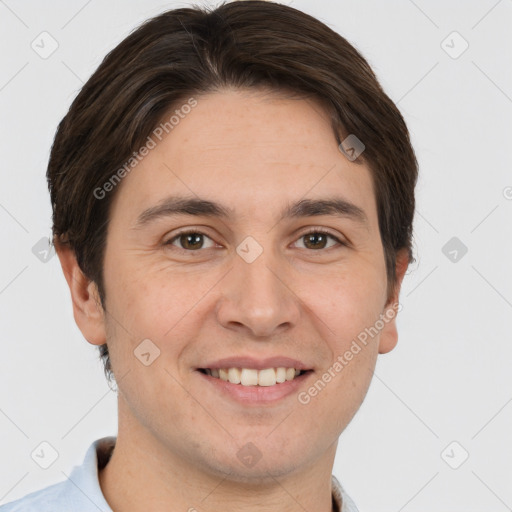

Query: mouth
[197,367,313,387]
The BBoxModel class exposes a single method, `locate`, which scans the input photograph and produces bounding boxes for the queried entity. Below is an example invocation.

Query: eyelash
[164,227,346,253]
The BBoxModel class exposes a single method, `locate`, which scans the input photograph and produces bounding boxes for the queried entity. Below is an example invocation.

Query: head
[50,0,417,480]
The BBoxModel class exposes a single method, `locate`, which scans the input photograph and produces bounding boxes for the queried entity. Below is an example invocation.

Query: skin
[57,87,409,512]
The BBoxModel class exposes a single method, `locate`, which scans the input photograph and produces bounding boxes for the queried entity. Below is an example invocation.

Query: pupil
[183,233,202,249]
[306,233,326,249]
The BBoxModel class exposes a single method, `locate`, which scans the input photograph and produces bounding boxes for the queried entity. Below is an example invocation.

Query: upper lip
[197,356,313,371]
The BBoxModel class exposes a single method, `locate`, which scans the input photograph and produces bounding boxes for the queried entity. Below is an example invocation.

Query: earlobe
[378,319,398,354]
[55,241,107,347]
[378,248,410,354]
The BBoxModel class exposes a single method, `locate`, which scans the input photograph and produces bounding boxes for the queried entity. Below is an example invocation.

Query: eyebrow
[132,195,369,230]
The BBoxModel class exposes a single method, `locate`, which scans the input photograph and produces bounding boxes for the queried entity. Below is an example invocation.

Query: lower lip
[196,370,313,405]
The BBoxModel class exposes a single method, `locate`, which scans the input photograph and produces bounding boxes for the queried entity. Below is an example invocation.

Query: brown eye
[295,229,344,251]
[164,228,346,253]
[165,231,215,251]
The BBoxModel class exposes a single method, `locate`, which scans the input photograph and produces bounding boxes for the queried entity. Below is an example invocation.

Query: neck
[98,399,337,512]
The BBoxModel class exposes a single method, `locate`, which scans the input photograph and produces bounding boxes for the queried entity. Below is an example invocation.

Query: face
[63,88,407,482]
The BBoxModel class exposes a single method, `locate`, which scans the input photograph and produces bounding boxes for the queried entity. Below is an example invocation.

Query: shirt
[0,437,359,512]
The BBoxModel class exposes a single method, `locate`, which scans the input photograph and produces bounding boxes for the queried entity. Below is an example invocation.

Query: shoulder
[0,436,115,512]
[0,479,69,511]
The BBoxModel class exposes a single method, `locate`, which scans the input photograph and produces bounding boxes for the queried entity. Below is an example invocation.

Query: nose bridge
[240,247,282,308]
[216,238,299,336]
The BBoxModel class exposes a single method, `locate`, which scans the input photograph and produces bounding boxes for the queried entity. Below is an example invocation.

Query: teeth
[241,368,258,386]
[276,367,287,383]
[204,367,305,386]
[228,367,241,384]
[257,368,276,387]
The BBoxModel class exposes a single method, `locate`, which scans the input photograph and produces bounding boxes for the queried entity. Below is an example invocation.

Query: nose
[215,247,300,338]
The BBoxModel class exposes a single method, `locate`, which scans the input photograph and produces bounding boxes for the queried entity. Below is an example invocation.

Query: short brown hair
[48,0,418,383]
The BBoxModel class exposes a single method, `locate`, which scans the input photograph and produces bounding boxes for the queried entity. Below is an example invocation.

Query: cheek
[307,264,386,338]
[300,264,384,410]
[106,261,193,337]
[296,331,378,442]
[103,267,216,398]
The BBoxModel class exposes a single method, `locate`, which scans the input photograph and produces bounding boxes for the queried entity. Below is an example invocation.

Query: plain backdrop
[0,1,511,510]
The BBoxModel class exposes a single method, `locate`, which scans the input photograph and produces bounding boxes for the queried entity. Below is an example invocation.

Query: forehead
[110,88,378,231]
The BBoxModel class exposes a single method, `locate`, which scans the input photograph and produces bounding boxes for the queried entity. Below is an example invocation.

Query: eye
[293,228,345,251]
[164,228,346,252]
[164,230,217,251]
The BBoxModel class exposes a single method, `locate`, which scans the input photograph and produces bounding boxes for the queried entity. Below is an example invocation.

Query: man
[1,1,417,510]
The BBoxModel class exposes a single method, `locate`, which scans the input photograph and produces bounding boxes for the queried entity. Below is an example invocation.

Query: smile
[198,367,311,386]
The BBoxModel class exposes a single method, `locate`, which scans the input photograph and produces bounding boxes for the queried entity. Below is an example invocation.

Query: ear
[55,242,107,346]
[378,248,409,354]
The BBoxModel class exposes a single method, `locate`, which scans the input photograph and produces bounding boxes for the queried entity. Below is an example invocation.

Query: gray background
[1,0,511,510]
